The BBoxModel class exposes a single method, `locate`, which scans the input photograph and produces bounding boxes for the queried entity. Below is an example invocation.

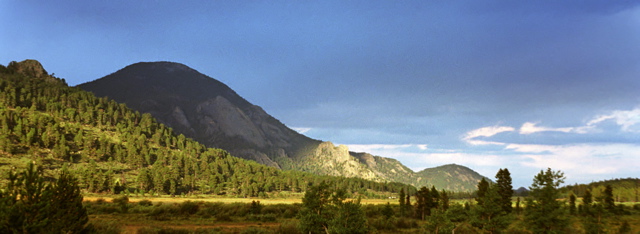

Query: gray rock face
[78,61,319,170]
[196,96,267,148]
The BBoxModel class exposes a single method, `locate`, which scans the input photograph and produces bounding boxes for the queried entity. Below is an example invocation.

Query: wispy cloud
[347,144,428,154]
[519,122,574,135]
[462,125,515,145]
[586,107,640,132]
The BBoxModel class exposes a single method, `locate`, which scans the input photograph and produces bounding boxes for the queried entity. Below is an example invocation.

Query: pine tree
[568,194,577,215]
[476,178,489,206]
[328,200,369,234]
[524,168,567,233]
[45,169,89,233]
[399,188,405,207]
[298,181,333,234]
[582,189,593,214]
[495,168,513,213]
[602,185,615,213]
[415,186,430,220]
[440,189,450,211]
[472,184,511,233]
[0,163,88,233]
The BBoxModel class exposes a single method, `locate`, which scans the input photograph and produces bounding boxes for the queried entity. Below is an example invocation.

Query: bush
[112,196,129,213]
[215,214,233,222]
[246,214,277,222]
[368,217,396,231]
[85,200,119,214]
[178,200,200,215]
[274,220,301,234]
[86,220,122,234]
[453,222,481,233]
[147,204,179,221]
[138,199,153,206]
[394,218,418,229]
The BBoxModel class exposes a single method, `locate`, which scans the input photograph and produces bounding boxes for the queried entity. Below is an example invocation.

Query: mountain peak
[125,61,195,73]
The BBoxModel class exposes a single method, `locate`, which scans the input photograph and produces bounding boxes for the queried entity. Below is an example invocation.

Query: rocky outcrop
[10,59,48,78]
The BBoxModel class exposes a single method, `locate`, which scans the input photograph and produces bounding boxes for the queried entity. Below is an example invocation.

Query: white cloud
[463,125,515,145]
[508,143,640,180]
[586,107,640,132]
[519,122,574,135]
[346,144,427,154]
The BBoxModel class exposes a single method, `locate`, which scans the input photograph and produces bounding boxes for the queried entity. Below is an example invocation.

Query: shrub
[246,214,277,222]
[394,218,418,229]
[178,200,200,215]
[138,199,153,206]
[112,196,129,213]
[274,220,301,234]
[368,217,396,231]
[86,220,122,234]
[215,214,233,222]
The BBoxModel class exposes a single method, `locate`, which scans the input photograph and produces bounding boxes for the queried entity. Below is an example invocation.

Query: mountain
[79,61,487,192]
[78,62,310,168]
[0,59,410,197]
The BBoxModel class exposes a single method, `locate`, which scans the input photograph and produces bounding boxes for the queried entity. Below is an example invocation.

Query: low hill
[0,59,412,197]
[79,61,487,192]
[562,178,640,202]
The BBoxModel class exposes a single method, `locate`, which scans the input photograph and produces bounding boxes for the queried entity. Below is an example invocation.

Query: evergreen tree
[602,185,615,212]
[328,200,369,234]
[299,182,333,233]
[44,169,89,233]
[476,178,489,206]
[440,189,449,211]
[398,188,406,216]
[298,182,368,234]
[568,194,577,215]
[430,186,440,212]
[524,168,567,233]
[583,189,593,214]
[472,184,511,233]
[495,168,513,213]
[0,163,88,233]
[415,186,430,220]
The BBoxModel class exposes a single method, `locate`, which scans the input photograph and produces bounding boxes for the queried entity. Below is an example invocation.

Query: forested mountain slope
[79,61,487,192]
[563,178,640,202]
[0,59,412,197]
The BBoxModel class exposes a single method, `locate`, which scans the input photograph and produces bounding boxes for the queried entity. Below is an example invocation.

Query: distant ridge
[79,61,488,192]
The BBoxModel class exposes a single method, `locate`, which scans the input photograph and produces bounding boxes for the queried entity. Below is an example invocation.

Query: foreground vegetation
[3,163,639,233]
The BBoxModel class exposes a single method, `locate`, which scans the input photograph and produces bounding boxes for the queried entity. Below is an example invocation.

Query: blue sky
[2,1,640,188]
